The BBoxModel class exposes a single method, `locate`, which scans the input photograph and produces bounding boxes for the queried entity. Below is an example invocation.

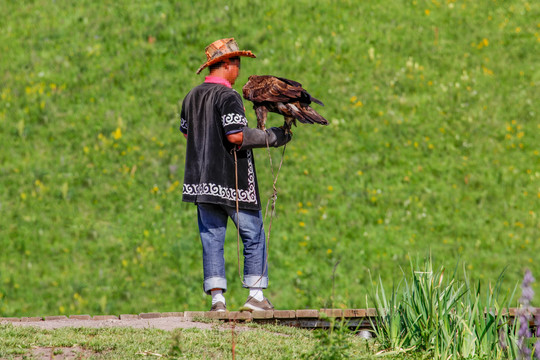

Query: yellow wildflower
[167,180,180,193]
[482,66,494,75]
[112,127,122,140]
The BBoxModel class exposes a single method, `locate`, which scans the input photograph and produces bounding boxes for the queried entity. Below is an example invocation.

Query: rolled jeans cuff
[243,275,268,289]
[203,276,227,295]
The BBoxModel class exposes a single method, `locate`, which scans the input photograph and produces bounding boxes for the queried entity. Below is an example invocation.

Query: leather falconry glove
[240,127,292,150]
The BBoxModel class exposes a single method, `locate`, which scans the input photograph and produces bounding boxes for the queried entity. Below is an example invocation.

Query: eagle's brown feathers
[242,75,328,133]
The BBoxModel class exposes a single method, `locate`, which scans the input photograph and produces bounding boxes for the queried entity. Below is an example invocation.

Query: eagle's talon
[279,123,292,136]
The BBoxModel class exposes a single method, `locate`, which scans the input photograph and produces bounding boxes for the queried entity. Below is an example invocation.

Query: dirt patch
[11,346,94,360]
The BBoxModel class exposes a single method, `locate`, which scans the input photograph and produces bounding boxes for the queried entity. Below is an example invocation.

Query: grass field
[0,0,538,321]
[0,322,376,359]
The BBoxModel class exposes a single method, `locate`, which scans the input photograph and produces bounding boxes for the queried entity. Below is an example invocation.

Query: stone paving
[1,307,537,331]
[0,309,377,330]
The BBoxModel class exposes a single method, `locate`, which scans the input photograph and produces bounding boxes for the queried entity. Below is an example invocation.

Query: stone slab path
[2,307,537,332]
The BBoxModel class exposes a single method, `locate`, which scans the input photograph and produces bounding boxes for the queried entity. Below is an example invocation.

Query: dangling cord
[233,147,243,285]
[233,140,287,288]
[263,139,286,247]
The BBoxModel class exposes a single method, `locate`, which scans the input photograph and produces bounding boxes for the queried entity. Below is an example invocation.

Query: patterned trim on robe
[221,113,248,127]
[182,151,257,203]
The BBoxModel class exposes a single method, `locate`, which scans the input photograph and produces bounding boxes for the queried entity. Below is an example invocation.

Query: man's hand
[239,127,292,150]
[266,127,292,147]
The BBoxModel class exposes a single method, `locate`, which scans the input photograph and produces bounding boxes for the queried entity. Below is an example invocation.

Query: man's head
[209,56,241,85]
[196,38,255,75]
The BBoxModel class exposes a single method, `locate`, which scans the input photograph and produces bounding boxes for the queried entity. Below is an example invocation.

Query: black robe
[180,82,261,210]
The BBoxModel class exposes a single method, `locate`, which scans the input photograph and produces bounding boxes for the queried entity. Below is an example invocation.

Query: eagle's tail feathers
[310,96,324,106]
[287,104,328,125]
[302,107,328,125]
[286,104,310,124]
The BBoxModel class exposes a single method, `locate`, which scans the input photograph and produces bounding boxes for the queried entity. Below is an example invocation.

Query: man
[180,38,291,311]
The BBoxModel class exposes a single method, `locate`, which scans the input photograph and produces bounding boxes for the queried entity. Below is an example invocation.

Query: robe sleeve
[179,99,188,135]
[219,91,248,134]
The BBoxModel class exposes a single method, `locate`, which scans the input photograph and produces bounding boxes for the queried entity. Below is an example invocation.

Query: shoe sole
[240,303,272,312]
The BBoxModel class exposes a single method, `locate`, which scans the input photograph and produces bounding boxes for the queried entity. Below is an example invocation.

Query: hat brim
[196,50,256,74]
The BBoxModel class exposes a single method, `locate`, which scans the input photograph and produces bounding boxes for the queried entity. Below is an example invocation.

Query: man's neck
[209,67,235,86]
[205,75,232,88]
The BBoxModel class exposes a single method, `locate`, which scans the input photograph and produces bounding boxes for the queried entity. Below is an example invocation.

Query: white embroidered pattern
[183,151,257,203]
[221,113,247,127]
[180,117,188,132]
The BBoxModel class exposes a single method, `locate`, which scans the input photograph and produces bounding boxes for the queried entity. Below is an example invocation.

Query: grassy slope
[0,0,538,317]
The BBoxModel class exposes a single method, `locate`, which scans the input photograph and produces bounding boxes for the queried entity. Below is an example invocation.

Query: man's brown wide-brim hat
[196,38,256,74]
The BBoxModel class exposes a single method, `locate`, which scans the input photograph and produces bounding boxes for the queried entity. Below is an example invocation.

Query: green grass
[0,0,539,319]
[0,322,377,359]
[370,258,523,359]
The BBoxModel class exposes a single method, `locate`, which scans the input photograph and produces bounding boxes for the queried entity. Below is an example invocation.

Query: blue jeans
[197,203,268,294]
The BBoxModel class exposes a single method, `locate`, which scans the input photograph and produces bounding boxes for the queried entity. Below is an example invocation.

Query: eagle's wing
[242,75,303,103]
[276,76,324,106]
[275,76,303,88]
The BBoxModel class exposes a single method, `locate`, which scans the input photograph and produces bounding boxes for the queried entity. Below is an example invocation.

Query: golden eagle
[242,75,328,133]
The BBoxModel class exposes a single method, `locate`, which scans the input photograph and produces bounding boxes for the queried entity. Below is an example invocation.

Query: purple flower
[523,270,536,285]
[518,314,532,339]
[522,288,535,305]
[520,270,535,306]
[518,269,536,359]
[536,310,540,338]
[536,313,540,360]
